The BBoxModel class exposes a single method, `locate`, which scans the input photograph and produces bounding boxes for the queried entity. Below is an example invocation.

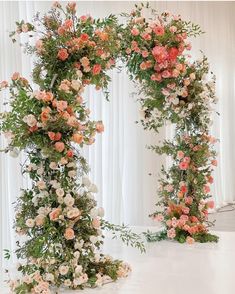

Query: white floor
[2,227,235,294]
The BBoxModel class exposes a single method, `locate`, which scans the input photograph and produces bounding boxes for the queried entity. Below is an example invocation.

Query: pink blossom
[183,157,191,163]
[186,236,195,244]
[154,214,164,222]
[153,26,165,36]
[177,151,184,159]
[182,207,190,214]
[11,72,20,80]
[203,185,210,194]
[167,228,176,239]
[185,196,193,205]
[141,50,149,58]
[161,70,171,78]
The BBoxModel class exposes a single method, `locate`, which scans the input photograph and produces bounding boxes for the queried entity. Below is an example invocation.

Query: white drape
[1,1,235,269]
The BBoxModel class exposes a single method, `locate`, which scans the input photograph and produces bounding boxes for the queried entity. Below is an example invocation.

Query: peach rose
[80,57,90,67]
[96,122,104,133]
[55,141,65,152]
[49,208,61,221]
[72,133,83,144]
[56,100,68,112]
[57,48,69,61]
[64,228,75,240]
[35,215,45,226]
[0,80,8,88]
[40,107,51,122]
[186,236,195,244]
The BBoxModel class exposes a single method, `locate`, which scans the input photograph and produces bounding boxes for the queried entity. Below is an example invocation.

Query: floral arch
[0,2,218,293]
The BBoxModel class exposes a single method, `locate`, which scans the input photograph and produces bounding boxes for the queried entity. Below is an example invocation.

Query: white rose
[82,177,91,187]
[49,162,58,170]
[76,70,83,78]
[172,98,179,105]
[23,114,37,127]
[98,207,105,217]
[45,273,54,282]
[59,265,69,276]
[75,265,83,274]
[74,251,80,259]
[64,279,72,287]
[60,157,68,165]
[26,218,35,228]
[67,162,76,168]
[89,184,98,193]
[9,148,20,158]
[64,194,75,206]
[37,167,44,176]
[74,240,84,250]
[56,188,64,197]
[90,208,98,218]
[68,170,77,178]
[71,80,82,91]
[90,236,98,244]
[57,196,64,204]
[87,193,94,200]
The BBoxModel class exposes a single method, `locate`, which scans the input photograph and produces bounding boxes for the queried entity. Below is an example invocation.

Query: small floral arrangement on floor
[121,3,219,244]
[0,2,144,293]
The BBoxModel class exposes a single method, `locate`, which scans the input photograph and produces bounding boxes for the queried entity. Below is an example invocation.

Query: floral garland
[0,1,220,292]
[121,3,219,244]
[0,2,144,293]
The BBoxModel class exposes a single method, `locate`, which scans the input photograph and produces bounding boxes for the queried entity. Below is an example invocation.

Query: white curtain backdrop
[1,1,235,269]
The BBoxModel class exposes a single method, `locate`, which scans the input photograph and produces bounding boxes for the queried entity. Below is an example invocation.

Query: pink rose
[177,151,184,159]
[63,19,73,29]
[207,200,214,209]
[211,160,218,166]
[179,161,189,170]
[161,70,171,78]
[183,157,191,163]
[153,26,165,36]
[142,50,149,58]
[170,26,177,33]
[185,196,193,205]
[203,185,210,194]
[92,64,102,75]
[58,26,66,36]
[11,72,20,80]
[57,49,69,61]
[182,207,190,214]
[80,15,88,22]
[0,80,8,88]
[55,142,65,152]
[131,28,139,36]
[64,228,75,240]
